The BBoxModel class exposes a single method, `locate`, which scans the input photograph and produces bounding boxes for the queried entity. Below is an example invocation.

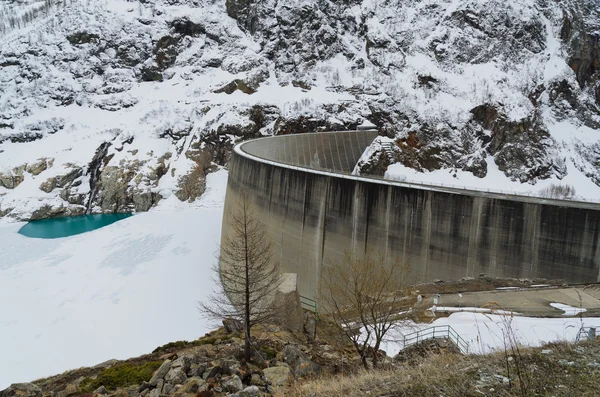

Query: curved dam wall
[223,130,600,301]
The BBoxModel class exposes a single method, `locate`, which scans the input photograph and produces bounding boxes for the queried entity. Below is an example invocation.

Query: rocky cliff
[1,0,600,220]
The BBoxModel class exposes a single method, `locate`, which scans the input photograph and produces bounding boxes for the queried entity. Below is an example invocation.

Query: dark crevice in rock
[85,142,112,214]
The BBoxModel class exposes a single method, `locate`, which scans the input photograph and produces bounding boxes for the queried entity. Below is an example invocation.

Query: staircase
[400,325,469,354]
[380,141,396,163]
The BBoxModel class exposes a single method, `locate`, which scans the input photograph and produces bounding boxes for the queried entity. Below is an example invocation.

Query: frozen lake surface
[0,170,227,389]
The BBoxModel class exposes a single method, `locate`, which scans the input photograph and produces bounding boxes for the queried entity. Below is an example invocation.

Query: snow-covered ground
[385,157,600,202]
[380,310,600,357]
[0,169,227,389]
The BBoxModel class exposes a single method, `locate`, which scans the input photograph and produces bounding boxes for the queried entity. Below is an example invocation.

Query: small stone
[541,349,553,355]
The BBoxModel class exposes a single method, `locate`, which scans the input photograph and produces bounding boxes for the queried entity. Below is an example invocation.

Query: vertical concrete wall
[222,131,600,301]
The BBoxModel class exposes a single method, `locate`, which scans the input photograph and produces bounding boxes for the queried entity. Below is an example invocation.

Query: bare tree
[199,190,281,361]
[320,252,412,369]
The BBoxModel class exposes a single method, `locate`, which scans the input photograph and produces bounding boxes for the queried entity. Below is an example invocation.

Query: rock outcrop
[2,0,600,219]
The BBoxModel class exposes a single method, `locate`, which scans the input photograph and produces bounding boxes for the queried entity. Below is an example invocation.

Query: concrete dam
[222,130,600,301]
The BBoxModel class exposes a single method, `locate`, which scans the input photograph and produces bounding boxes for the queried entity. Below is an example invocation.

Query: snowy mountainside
[1,0,600,220]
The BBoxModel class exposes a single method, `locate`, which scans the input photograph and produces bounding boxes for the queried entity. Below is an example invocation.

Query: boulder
[0,170,24,189]
[0,384,42,397]
[303,311,316,342]
[202,366,222,380]
[92,386,107,395]
[26,158,52,176]
[263,366,291,386]
[171,356,191,373]
[237,386,260,397]
[179,377,206,394]
[149,359,172,386]
[223,375,243,393]
[223,318,244,333]
[164,367,187,385]
[283,345,322,377]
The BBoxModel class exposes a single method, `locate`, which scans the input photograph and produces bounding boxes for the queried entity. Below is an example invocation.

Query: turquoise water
[18,213,133,239]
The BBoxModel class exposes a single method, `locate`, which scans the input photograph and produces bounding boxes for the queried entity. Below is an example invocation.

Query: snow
[0,169,227,389]
[550,303,587,316]
[429,306,518,316]
[385,155,600,202]
[379,312,600,357]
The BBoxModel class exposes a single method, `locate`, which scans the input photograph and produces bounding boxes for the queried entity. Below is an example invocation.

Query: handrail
[576,326,597,342]
[300,295,318,320]
[236,133,600,209]
[401,325,469,354]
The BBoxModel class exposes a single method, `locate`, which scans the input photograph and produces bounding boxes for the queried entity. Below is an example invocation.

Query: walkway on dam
[418,285,600,317]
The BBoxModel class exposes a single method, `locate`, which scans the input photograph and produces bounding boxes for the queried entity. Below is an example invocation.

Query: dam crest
[222,130,600,301]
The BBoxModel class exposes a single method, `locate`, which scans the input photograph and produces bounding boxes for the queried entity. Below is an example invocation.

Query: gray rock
[223,318,244,333]
[283,345,304,367]
[147,388,160,397]
[283,345,321,377]
[0,171,24,189]
[294,358,322,377]
[92,386,107,395]
[223,375,243,393]
[263,366,291,386]
[202,366,222,380]
[149,360,172,386]
[250,373,264,386]
[160,383,172,395]
[92,359,119,369]
[303,311,316,342]
[26,158,52,176]
[0,383,42,397]
[170,356,191,373]
[138,382,152,393]
[238,386,260,397]
[165,366,187,385]
[179,377,206,394]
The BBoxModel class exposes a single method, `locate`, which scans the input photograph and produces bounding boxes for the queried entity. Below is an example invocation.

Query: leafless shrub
[199,190,282,361]
[319,251,412,370]
[538,183,576,199]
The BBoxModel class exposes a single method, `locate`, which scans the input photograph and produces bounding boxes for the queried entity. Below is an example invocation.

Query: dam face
[223,130,600,301]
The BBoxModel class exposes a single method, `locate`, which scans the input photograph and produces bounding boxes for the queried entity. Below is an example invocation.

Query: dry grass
[274,340,600,397]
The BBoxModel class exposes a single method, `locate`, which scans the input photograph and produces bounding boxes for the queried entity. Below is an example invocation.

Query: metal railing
[576,326,597,342]
[236,136,600,209]
[300,295,318,320]
[401,325,469,354]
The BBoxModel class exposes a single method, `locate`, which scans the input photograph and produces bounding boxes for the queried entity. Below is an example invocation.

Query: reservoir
[18,213,133,238]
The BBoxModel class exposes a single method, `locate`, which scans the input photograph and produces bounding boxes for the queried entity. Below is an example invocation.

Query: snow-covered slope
[1,0,600,220]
